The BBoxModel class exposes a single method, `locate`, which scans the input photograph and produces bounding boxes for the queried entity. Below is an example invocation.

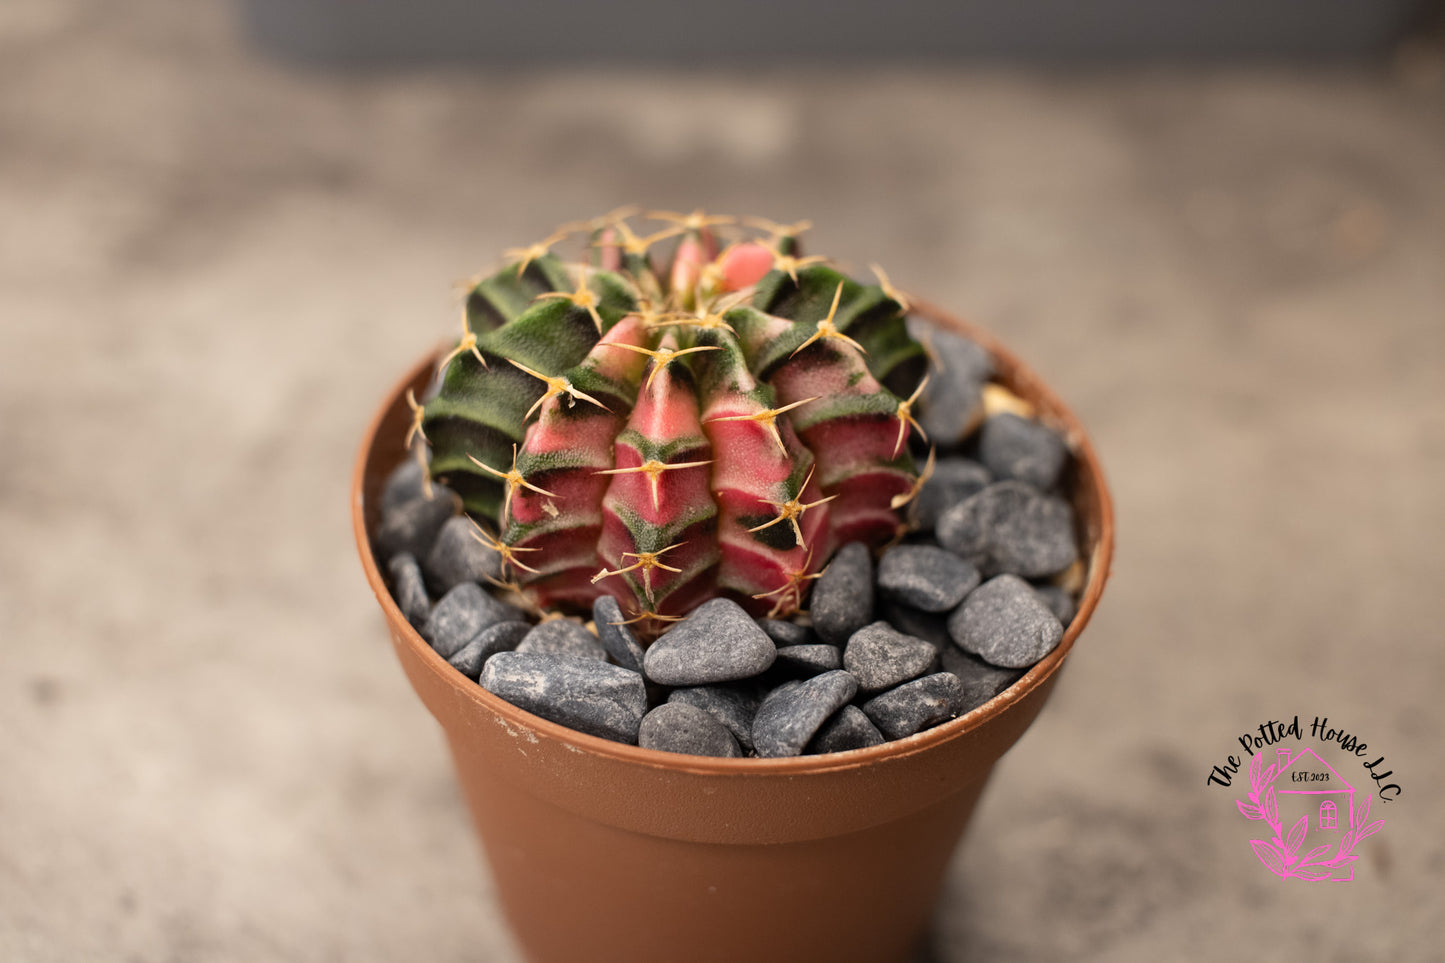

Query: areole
[352,299,1115,963]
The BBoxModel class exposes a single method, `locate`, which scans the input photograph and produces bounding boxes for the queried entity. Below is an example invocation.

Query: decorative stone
[844,621,938,692]
[808,705,886,754]
[752,670,858,758]
[375,485,459,562]
[861,673,967,740]
[638,703,742,758]
[876,545,980,612]
[593,595,646,673]
[940,646,1024,712]
[448,620,530,680]
[948,574,1064,669]
[763,679,804,703]
[757,619,813,647]
[667,684,761,753]
[643,598,776,686]
[911,325,994,446]
[774,644,843,675]
[811,542,874,646]
[517,619,606,660]
[424,582,526,659]
[879,600,951,650]
[423,516,503,595]
[979,413,1068,491]
[1031,583,1078,627]
[480,653,647,744]
[914,458,992,532]
[386,552,430,629]
[381,455,428,513]
[936,480,1077,578]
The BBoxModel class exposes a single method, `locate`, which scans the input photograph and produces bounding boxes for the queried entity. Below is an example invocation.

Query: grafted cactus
[420,210,929,633]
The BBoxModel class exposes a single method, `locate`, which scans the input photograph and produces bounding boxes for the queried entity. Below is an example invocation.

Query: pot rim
[352,298,1114,776]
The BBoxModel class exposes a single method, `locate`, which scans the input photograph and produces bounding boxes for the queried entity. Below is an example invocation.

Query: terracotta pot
[351,302,1114,963]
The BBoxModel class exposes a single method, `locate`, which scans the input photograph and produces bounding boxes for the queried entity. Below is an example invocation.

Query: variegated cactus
[418,210,929,633]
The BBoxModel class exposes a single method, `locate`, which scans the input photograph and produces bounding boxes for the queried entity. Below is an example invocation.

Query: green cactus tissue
[415,209,930,634]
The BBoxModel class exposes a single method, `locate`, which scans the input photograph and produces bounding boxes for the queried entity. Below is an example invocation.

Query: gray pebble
[638,703,742,758]
[375,485,460,562]
[758,619,814,647]
[940,647,1025,712]
[424,582,527,659]
[948,574,1064,669]
[386,552,430,629]
[911,325,994,446]
[752,670,858,758]
[423,516,503,595]
[1031,583,1078,627]
[667,684,761,752]
[861,673,967,740]
[808,705,886,754]
[811,542,874,645]
[381,456,428,513]
[876,545,980,612]
[936,480,1077,578]
[593,595,646,672]
[844,621,938,692]
[517,619,606,660]
[914,458,992,532]
[774,644,843,675]
[480,653,646,744]
[763,679,804,703]
[643,598,776,686]
[878,600,952,650]
[979,413,1068,491]
[448,620,530,679]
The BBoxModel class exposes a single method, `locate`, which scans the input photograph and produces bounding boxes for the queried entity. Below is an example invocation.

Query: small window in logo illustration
[1320,800,1337,830]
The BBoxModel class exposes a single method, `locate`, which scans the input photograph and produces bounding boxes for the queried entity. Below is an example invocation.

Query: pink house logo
[1236,745,1384,881]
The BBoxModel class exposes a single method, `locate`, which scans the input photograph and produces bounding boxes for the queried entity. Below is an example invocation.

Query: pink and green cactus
[418,209,929,633]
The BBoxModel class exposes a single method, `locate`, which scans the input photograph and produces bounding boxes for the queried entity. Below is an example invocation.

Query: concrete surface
[2,2,1443,960]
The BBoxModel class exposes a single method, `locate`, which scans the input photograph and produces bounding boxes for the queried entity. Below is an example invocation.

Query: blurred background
[3,0,1443,959]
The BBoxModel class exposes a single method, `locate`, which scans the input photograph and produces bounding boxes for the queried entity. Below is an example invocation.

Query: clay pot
[351,302,1114,963]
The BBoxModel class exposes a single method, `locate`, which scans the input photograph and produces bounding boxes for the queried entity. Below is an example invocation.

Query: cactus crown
[421,209,929,635]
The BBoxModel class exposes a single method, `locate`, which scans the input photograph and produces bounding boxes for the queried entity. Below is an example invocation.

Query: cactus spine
[421,210,928,634]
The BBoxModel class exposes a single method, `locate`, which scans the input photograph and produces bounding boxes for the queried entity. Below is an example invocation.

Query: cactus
[420,210,928,633]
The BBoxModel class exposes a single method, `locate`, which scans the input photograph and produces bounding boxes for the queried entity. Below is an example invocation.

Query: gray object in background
[238,0,1427,64]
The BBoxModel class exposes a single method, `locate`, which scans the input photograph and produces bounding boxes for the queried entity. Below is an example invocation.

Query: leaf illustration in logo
[1236,800,1264,820]
[1263,786,1280,827]
[1250,838,1287,877]
[1249,754,1263,791]
[1301,843,1331,865]
[1356,819,1384,845]
[1354,794,1371,830]
[1285,815,1308,862]
[1293,865,1332,881]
